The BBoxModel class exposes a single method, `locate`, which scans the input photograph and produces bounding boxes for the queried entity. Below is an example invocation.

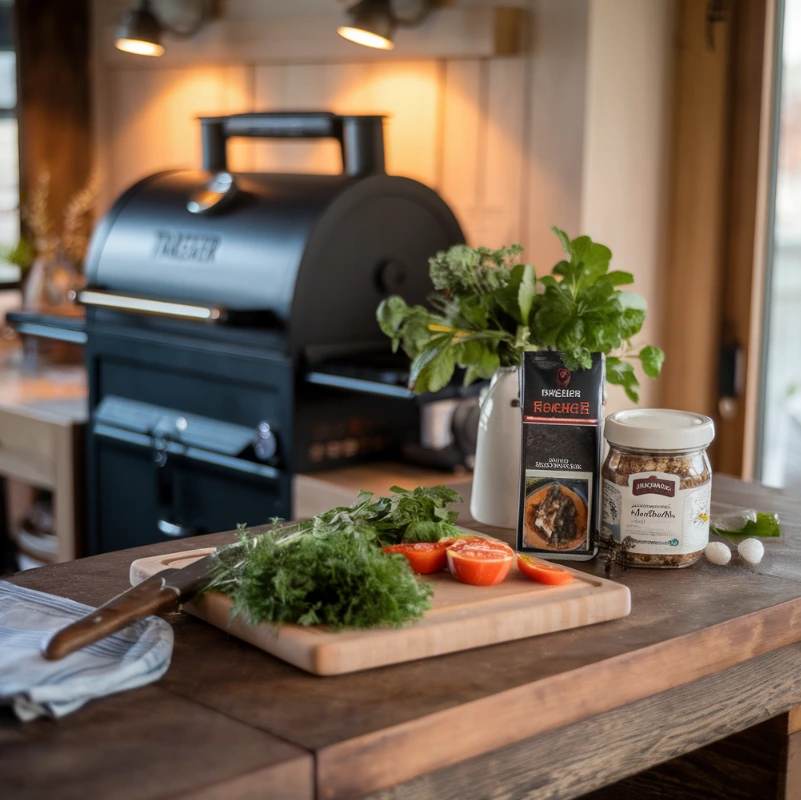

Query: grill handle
[199,112,385,177]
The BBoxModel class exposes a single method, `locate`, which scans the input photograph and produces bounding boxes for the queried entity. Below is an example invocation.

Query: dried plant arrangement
[4,169,102,275]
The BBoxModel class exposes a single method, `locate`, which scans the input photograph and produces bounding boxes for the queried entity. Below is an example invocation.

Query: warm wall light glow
[115,37,165,56]
[337,26,394,50]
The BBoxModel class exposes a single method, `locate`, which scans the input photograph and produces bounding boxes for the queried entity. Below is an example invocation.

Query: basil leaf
[638,345,665,378]
[412,340,456,393]
[606,356,640,403]
[603,271,635,286]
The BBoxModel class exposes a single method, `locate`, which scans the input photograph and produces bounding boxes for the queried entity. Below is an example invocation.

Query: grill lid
[83,112,464,355]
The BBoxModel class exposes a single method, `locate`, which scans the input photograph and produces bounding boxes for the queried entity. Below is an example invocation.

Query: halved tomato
[382,542,450,574]
[437,535,481,551]
[446,538,514,586]
[517,553,574,585]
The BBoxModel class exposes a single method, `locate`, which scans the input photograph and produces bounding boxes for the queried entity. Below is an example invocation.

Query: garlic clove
[737,537,765,565]
[705,541,732,566]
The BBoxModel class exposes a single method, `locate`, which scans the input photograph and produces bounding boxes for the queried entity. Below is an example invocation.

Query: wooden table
[3,475,801,800]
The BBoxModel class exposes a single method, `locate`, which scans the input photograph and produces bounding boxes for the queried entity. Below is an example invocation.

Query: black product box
[516,351,605,560]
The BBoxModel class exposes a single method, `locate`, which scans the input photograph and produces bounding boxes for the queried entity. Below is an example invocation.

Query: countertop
[3,474,801,800]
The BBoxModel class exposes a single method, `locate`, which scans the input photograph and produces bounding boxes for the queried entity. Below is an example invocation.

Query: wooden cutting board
[130,548,630,676]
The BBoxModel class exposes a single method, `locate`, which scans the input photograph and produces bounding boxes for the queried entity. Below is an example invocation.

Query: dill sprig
[203,485,463,629]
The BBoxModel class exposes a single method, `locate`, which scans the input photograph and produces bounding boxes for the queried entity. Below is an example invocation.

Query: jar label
[602,472,710,555]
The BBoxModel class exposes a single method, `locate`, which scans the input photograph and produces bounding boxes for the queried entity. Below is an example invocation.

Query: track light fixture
[115,0,214,57]
[337,0,433,51]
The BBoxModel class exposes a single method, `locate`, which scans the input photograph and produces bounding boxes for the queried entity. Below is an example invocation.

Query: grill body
[82,112,464,553]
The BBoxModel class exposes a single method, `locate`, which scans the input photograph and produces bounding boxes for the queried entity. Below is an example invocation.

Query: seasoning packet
[516,352,605,560]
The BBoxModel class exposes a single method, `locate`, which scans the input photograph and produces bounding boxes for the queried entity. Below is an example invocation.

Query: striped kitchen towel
[0,581,173,721]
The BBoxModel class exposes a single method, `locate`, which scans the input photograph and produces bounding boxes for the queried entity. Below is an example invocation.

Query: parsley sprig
[203,486,463,630]
[377,227,664,401]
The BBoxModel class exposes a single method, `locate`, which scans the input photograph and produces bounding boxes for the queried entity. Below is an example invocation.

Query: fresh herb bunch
[377,227,665,402]
[206,524,433,629]
[203,485,463,629]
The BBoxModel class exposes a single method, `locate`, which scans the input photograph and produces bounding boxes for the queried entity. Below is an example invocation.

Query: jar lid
[604,409,715,451]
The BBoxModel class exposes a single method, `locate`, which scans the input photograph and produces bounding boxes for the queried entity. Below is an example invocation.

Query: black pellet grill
[80,112,464,554]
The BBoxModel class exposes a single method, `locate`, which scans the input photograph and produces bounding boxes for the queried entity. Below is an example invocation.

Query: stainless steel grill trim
[75,290,224,322]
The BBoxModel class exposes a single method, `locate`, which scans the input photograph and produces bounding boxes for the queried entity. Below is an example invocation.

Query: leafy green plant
[203,485,464,629]
[1,238,35,274]
[377,227,664,402]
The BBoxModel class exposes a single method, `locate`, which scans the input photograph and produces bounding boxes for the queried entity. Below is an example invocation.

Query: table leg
[784,708,801,800]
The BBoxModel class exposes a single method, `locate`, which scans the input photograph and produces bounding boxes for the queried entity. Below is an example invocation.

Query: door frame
[663,0,780,478]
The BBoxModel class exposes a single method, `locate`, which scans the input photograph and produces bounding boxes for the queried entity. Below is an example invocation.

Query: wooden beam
[15,0,93,233]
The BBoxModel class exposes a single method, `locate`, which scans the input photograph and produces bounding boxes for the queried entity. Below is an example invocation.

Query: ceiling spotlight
[115,0,215,57]
[338,0,432,51]
[116,0,164,56]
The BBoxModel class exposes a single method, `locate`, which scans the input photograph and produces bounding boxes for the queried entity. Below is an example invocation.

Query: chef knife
[44,553,218,660]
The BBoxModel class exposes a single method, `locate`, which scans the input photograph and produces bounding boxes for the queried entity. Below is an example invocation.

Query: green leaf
[638,345,665,378]
[617,292,647,339]
[619,308,646,340]
[603,271,635,286]
[569,237,611,285]
[617,291,647,312]
[552,260,573,280]
[478,347,501,377]
[454,338,483,365]
[712,512,781,540]
[376,296,408,338]
[408,335,450,389]
[551,226,571,254]
[458,297,490,328]
[561,346,592,371]
[496,263,539,325]
[412,340,456,394]
[517,263,537,323]
[606,356,640,403]
[463,365,481,387]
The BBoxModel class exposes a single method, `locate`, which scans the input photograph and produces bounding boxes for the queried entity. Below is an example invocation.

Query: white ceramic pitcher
[469,367,520,528]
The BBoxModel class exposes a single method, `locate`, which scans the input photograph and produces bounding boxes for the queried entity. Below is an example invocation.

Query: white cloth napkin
[0,581,174,721]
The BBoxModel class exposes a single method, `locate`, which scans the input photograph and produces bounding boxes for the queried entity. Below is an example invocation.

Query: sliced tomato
[446,539,514,586]
[440,534,499,548]
[382,542,450,574]
[517,553,574,585]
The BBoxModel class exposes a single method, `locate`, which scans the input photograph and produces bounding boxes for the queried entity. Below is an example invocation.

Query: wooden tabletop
[3,474,801,800]
[0,345,86,421]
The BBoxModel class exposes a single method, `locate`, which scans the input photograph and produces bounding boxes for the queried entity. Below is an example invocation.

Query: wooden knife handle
[44,574,181,660]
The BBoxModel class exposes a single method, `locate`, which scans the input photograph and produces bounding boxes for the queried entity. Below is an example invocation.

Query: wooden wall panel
[106,66,252,194]
[439,60,483,244]
[524,0,589,268]
[369,61,441,187]
[482,57,527,249]
[252,61,440,186]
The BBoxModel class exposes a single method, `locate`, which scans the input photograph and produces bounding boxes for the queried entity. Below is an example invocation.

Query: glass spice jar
[601,409,715,568]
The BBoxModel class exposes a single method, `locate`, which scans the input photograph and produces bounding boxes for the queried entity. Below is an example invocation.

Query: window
[758,0,801,488]
[0,0,18,285]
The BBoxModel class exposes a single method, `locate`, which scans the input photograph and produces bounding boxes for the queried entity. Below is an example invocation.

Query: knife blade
[43,553,218,660]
